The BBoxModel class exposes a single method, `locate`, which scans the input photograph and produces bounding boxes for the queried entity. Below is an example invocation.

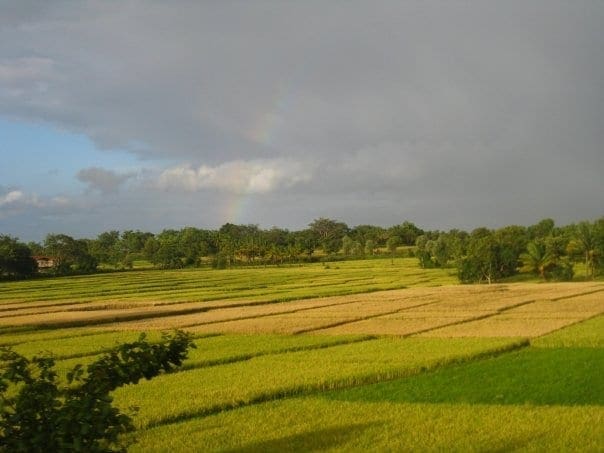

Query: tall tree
[309,218,348,255]
[574,221,599,279]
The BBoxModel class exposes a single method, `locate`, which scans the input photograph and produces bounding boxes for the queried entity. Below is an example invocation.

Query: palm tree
[520,241,556,280]
[575,221,597,279]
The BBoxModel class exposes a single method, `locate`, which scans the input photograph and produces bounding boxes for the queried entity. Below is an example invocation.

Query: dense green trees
[0,236,37,279]
[1,216,602,281]
[44,234,98,274]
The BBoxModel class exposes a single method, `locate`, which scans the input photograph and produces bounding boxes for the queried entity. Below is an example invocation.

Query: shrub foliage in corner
[0,330,195,452]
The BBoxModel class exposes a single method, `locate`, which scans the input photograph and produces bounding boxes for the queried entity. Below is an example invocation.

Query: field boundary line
[1,288,415,329]
[178,335,378,372]
[0,329,119,347]
[177,296,442,330]
[301,296,541,336]
[140,339,530,429]
[291,298,458,335]
[550,287,604,301]
[400,299,540,338]
[529,312,604,344]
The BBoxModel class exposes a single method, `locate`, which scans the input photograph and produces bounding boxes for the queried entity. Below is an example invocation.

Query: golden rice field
[1,259,603,451]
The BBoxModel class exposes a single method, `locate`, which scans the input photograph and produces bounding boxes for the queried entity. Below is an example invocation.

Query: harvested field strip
[418,291,604,338]
[293,292,541,336]
[139,287,533,334]
[175,296,447,331]
[0,287,446,330]
[112,337,527,428]
[313,295,558,336]
[418,317,588,338]
[503,292,604,314]
[187,315,366,335]
[104,298,377,330]
[2,281,600,333]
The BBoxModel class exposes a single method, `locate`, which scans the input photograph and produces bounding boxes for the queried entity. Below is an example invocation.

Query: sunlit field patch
[0,258,456,307]
[1,261,603,452]
[112,337,523,428]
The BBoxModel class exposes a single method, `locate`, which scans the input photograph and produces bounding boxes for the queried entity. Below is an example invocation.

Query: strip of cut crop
[187,315,365,334]
[418,317,587,337]
[99,289,453,331]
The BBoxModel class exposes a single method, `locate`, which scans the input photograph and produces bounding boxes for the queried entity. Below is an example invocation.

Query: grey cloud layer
[77,167,133,194]
[1,1,603,239]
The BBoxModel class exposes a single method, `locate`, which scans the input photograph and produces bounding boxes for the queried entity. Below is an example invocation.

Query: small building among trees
[33,255,56,269]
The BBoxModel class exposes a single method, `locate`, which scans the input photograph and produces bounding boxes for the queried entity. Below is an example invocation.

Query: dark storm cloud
[0,1,603,238]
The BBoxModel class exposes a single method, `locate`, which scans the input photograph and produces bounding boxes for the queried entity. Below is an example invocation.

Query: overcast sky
[1,1,603,241]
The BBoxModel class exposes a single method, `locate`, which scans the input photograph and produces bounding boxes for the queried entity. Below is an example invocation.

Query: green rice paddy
[1,259,602,451]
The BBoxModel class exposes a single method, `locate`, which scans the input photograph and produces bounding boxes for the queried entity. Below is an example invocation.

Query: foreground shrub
[0,330,195,452]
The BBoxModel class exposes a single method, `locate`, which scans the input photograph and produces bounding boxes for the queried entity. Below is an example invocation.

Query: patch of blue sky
[0,118,146,195]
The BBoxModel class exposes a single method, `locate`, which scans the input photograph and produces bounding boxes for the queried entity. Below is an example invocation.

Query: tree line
[1,217,602,282]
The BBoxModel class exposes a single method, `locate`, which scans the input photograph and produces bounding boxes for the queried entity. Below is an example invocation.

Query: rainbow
[221,184,251,224]
[246,83,289,146]
[221,83,290,224]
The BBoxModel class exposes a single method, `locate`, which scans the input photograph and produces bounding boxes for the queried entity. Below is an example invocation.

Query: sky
[1,1,603,241]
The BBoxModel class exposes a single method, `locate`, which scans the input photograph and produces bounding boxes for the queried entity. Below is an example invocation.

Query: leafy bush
[0,330,195,452]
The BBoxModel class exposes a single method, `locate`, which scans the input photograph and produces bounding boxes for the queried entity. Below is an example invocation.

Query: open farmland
[1,259,603,451]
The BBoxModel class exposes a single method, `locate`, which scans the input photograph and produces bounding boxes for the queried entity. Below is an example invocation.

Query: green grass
[127,316,604,452]
[112,337,525,428]
[532,314,604,348]
[131,400,603,453]
[0,326,119,346]
[326,347,603,406]
[9,330,168,359]
[0,258,456,306]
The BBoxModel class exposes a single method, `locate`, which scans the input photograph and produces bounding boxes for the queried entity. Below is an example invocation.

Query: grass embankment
[131,315,604,452]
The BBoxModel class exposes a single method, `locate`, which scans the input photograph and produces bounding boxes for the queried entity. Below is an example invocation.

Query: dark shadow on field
[222,422,376,453]
[324,348,604,406]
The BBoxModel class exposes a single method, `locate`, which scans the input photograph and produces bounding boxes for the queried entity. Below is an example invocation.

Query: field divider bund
[400,298,541,338]
[528,312,604,344]
[140,338,530,429]
[176,296,427,330]
[550,287,604,301]
[178,336,379,372]
[298,296,541,336]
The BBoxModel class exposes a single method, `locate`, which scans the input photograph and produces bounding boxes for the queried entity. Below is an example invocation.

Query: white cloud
[0,189,45,210]
[0,190,26,206]
[157,159,312,194]
[0,187,72,219]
